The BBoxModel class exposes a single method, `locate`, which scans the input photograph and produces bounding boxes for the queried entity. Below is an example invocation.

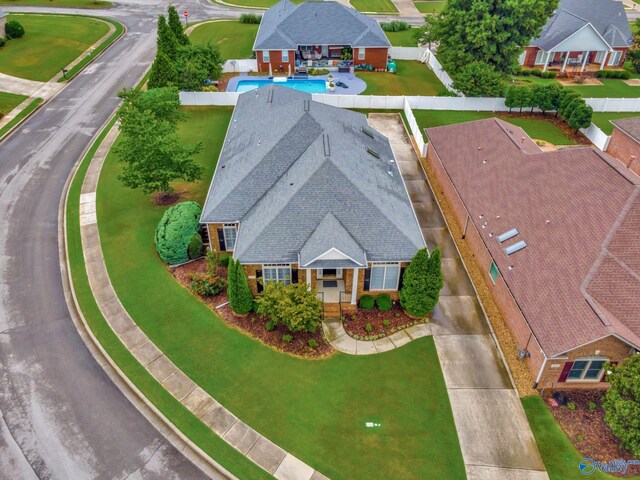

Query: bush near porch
[344,301,429,340]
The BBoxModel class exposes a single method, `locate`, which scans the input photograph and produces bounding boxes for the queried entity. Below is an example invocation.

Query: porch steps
[323,303,341,319]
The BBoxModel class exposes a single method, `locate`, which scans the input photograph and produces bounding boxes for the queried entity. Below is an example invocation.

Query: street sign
[184,10,189,17]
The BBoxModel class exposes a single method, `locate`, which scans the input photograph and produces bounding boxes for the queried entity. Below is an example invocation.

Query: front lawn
[0,91,27,116]
[360,60,447,96]
[385,29,418,47]
[0,0,111,6]
[414,1,446,13]
[514,75,640,98]
[350,0,398,13]
[95,107,466,480]
[209,0,303,8]
[0,14,110,81]
[591,112,640,134]
[189,20,258,61]
[412,109,575,145]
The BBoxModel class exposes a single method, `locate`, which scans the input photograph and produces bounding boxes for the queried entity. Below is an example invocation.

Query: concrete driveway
[368,114,548,480]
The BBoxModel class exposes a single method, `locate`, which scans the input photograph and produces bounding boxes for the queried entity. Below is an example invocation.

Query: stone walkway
[322,319,431,354]
[368,114,548,480]
[78,124,328,480]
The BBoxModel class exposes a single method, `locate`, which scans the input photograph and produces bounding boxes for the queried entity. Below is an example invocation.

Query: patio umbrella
[269,63,272,77]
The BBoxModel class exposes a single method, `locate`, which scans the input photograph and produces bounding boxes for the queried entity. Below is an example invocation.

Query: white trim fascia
[552,333,640,359]
[301,247,365,268]
[546,23,612,53]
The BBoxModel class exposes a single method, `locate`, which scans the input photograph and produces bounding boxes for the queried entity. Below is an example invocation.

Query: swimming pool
[235,78,327,93]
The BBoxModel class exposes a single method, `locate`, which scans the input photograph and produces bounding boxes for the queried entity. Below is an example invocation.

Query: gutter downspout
[533,355,548,390]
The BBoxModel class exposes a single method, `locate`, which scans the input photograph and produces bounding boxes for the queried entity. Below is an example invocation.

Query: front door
[317,268,343,279]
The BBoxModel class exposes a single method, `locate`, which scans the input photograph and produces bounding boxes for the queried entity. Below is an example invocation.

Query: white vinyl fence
[579,124,611,151]
[403,97,427,156]
[223,59,258,73]
[422,49,457,94]
[585,97,640,113]
[389,46,428,60]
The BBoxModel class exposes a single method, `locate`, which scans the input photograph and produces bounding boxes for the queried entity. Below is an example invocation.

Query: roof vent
[366,147,380,159]
[304,99,310,112]
[362,127,374,138]
[482,159,488,164]
[505,240,527,256]
[323,134,330,157]
[497,228,518,243]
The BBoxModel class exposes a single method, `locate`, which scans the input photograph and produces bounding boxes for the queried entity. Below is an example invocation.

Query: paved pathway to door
[367,114,549,480]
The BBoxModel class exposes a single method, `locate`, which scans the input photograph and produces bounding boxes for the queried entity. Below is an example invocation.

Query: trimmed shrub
[520,69,532,76]
[548,71,557,78]
[603,355,640,456]
[588,402,597,410]
[380,20,409,32]
[359,294,375,310]
[154,201,202,264]
[567,402,576,411]
[400,248,443,317]
[621,70,631,80]
[6,20,25,39]
[0,38,5,48]
[190,273,226,297]
[308,68,329,76]
[255,282,322,333]
[382,319,391,327]
[365,323,373,333]
[282,334,293,343]
[596,70,606,78]
[239,13,261,24]
[188,233,203,259]
[265,320,276,331]
[532,69,542,77]
[376,294,392,312]
[228,259,253,314]
[219,252,231,266]
[308,339,318,348]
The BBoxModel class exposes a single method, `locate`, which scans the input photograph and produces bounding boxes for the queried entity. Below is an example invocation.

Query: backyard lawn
[210,0,303,7]
[412,109,575,145]
[95,107,466,480]
[385,29,418,47]
[360,60,447,96]
[0,91,27,116]
[350,0,398,13]
[591,112,640,134]
[0,0,110,6]
[514,75,640,98]
[414,0,446,13]
[189,20,258,61]
[0,14,110,81]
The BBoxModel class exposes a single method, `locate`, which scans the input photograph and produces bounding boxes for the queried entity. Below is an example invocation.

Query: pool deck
[226,72,367,95]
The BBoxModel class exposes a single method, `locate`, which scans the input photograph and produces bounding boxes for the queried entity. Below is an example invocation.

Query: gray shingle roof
[530,0,632,50]
[202,85,424,265]
[253,0,390,50]
[611,116,640,143]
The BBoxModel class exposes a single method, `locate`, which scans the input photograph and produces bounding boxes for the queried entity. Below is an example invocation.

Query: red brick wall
[354,47,388,70]
[256,50,295,74]
[607,127,640,177]
[522,47,539,67]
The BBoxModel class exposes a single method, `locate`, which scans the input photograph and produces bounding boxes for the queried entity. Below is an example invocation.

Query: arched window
[567,357,608,381]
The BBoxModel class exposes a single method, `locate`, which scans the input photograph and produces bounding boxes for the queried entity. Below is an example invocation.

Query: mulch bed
[343,303,429,341]
[495,111,591,145]
[171,259,333,358]
[543,389,637,472]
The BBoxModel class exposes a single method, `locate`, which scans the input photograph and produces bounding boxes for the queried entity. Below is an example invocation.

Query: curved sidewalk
[77,123,329,480]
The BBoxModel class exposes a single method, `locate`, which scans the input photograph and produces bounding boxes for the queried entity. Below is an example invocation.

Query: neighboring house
[0,11,7,39]
[607,116,640,177]
[425,118,640,390]
[520,0,632,74]
[252,0,391,73]
[201,85,424,316]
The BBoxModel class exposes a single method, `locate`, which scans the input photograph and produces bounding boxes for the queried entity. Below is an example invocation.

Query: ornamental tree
[154,201,202,264]
[567,103,593,132]
[6,20,25,39]
[256,282,322,333]
[451,62,506,97]
[603,355,640,457]
[168,5,190,46]
[148,52,178,89]
[400,248,443,317]
[228,259,253,315]
[157,15,178,60]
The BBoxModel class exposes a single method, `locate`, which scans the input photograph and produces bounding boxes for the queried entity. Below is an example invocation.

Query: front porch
[538,50,624,75]
[311,267,357,318]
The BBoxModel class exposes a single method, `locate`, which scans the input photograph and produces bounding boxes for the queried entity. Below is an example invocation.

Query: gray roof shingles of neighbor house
[426,118,640,357]
[253,0,391,51]
[611,116,640,144]
[530,0,633,50]
[201,85,424,267]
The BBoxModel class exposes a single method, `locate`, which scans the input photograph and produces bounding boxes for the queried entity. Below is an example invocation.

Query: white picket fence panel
[389,46,428,60]
[310,94,405,109]
[179,91,239,105]
[422,49,457,94]
[223,59,258,73]
[406,96,509,111]
[580,124,611,151]
[585,97,640,113]
[403,98,427,156]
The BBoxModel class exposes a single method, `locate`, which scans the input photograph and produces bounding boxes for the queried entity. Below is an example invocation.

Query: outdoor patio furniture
[314,51,322,60]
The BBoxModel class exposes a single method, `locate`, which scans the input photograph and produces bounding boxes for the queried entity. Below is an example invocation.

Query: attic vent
[366,147,380,159]
[323,134,330,157]
[304,99,310,112]
[497,228,518,243]
[361,127,374,138]
[267,89,274,104]
[505,240,527,256]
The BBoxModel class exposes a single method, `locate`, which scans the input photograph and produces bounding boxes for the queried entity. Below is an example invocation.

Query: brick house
[252,0,391,73]
[425,118,640,390]
[606,116,640,178]
[520,0,632,75]
[201,85,424,317]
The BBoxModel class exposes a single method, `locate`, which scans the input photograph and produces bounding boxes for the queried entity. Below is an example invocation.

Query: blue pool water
[235,78,327,93]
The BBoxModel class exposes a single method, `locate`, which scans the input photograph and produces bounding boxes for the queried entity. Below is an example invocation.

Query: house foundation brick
[607,127,640,177]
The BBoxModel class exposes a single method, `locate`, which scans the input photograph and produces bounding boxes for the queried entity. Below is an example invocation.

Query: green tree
[399,248,443,317]
[428,0,558,75]
[530,84,554,113]
[505,86,519,112]
[567,103,593,132]
[547,83,564,113]
[413,15,436,48]
[176,43,223,89]
[256,282,322,333]
[148,52,178,89]
[557,90,580,118]
[561,97,584,123]
[168,5,190,46]
[228,259,253,314]
[5,20,25,39]
[227,258,238,308]
[188,233,203,259]
[154,201,202,264]
[451,61,505,97]
[628,33,640,74]
[157,15,178,60]
[603,355,640,457]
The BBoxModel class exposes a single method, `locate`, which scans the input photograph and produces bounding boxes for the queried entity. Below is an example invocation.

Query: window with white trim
[263,50,270,62]
[518,51,526,65]
[594,51,606,63]
[263,264,291,285]
[282,50,289,62]
[534,50,547,65]
[608,50,621,66]
[567,357,607,381]
[358,48,365,60]
[370,263,400,290]
[223,224,237,251]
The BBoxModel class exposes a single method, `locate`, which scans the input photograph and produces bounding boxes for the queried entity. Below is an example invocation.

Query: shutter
[291,269,298,284]
[601,361,618,382]
[398,267,406,291]
[557,362,573,383]
[363,268,371,291]
[256,270,263,293]
[217,228,226,251]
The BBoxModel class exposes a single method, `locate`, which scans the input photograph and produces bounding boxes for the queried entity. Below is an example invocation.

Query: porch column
[600,51,610,70]
[561,52,569,72]
[543,51,552,72]
[351,268,359,305]
[580,51,590,72]
[306,269,311,287]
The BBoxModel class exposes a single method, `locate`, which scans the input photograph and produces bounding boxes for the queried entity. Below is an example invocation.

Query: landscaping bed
[343,303,429,340]
[543,390,637,469]
[172,258,332,358]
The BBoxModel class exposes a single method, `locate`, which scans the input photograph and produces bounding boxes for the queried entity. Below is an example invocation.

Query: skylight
[497,228,519,243]
[505,240,527,256]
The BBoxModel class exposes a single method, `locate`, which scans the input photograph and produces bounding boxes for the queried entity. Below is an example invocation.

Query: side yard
[514,75,640,98]
[360,60,447,96]
[350,0,398,13]
[591,112,640,134]
[188,20,258,60]
[0,91,27,116]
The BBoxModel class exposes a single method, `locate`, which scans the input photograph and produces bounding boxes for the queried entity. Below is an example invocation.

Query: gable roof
[611,116,640,144]
[202,85,424,266]
[426,118,640,357]
[530,0,632,50]
[253,0,390,50]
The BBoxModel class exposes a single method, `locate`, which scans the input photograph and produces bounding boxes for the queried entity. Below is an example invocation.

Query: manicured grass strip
[514,75,640,98]
[591,112,640,135]
[0,91,28,115]
[0,0,111,7]
[360,60,447,96]
[350,0,398,12]
[0,98,42,140]
[60,17,125,82]
[522,396,639,480]
[414,1,446,13]
[96,107,466,480]
[210,0,303,8]
[65,117,273,480]
[384,29,418,47]
[0,14,110,81]
[189,20,258,61]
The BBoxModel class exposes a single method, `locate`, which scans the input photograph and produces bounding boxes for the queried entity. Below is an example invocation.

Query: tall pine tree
[157,15,178,60]
[228,259,253,315]
[168,5,190,46]
[148,52,177,88]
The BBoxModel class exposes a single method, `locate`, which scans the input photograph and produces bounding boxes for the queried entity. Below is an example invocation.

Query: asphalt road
[0,2,239,478]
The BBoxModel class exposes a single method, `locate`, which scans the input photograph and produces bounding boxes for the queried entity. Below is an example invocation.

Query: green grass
[350,0,398,13]
[515,75,640,98]
[0,97,42,140]
[413,109,575,145]
[591,112,640,134]
[414,1,446,13]
[0,14,110,81]
[0,0,111,7]
[189,20,258,61]
[384,29,418,47]
[522,396,639,480]
[94,107,466,480]
[0,91,27,116]
[210,0,303,8]
[360,60,447,96]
